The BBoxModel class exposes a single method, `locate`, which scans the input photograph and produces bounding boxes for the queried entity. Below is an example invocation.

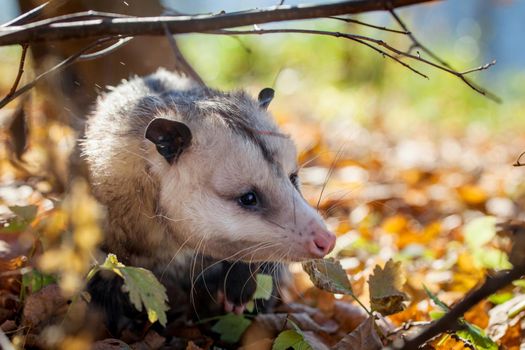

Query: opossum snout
[307,229,336,258]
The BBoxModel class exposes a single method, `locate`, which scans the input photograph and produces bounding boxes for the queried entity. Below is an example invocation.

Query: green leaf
[429,310,445,320]
[424,285,497,350]
[252,274,273,301]
[456,324,498,350]
[272,329,313,350]
[512,279,525,289]
[302,258,353,295]
[477,248,512,270]
[211,313,252,343]
[9,205,38,223]
[245,300,255,313]
[464,216,497,249]
[488,292,514,305]
[96,254,169,326]
[20,269,56,301]
[423,285,450,311]
[0,205,39,233]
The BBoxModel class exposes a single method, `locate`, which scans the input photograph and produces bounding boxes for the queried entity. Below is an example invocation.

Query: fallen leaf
[22,284,68,330]
[255,313,338,334]
[212,313,252,344]
[332,317,382,350]
[368,260,408,315]
[332,301,368,334]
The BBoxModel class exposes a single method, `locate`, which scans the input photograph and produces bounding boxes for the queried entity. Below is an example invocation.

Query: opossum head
[145,88,336,262]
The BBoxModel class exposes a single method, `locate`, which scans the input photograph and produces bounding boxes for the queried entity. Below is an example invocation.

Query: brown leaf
[130,330,165,350]
[302,331,330,350]
[332,301,368,334]
[239,338,273,350]
[255,313,338,334]
[368,260,408,315]
[22,284,68,330]
[302,258,353,295]
[92,339,130,350]
[331,317,382,350]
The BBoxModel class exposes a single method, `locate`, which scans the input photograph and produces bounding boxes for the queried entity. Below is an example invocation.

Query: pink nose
[309,230,337,257]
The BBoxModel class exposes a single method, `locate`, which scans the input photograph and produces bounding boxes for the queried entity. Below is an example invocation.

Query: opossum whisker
[264,217,287,230]
[316,144,346,211]
[160,233,195,282]
[190,232,209,320]
[238,244,285,306]
[204,242,279,306]
[323,186,363,215]
[193,241,275,288]
[144,213,191,223]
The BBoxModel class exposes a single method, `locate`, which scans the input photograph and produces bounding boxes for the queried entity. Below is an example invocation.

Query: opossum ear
[258,88,274,109]
[145,118,192,163]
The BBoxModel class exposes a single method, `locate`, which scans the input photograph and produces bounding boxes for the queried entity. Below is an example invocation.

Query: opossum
[81,69,336,334]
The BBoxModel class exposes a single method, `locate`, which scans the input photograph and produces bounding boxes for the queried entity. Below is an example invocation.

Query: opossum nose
[309,230,336,257]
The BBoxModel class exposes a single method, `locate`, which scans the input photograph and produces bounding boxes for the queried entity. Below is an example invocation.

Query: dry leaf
[302,258,353,295]
[368,260,408,315]
[332,317,382,350]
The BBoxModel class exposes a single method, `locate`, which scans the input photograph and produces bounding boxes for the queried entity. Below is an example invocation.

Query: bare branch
[0,0,439,46]
[329,16,410,34]
[0,36,120,109]
[513,151,525,167]
[77,36,133,61]
[1,1,49,27]
[396,266,525,350]
[212,26,498,101]
[2,44,29,102]
[387,7,500,102]
[163,24,205,86]
[211,28,428,78]
[460,60,497,75]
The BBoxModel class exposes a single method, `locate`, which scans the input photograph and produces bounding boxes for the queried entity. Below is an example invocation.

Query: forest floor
[1,93,525,350]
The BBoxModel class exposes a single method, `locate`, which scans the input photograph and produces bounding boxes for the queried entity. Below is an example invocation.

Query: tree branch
[0,36,121,109]
[163,24,205,85]
[387,6,501,102]
[396,266,525,350]
[0,0,438,46]
[210,28,501,100]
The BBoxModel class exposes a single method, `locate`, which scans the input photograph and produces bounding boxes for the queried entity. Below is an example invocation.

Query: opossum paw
[218,291,247,315]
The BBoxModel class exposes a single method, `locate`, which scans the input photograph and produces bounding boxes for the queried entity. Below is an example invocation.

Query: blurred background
[1,0,524,131]
[0,1,525,348]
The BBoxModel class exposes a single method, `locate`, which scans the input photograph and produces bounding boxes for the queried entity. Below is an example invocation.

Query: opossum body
[81,69,336,333]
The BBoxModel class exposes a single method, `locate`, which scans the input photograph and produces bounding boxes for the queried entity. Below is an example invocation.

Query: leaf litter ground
[2,102,525,349]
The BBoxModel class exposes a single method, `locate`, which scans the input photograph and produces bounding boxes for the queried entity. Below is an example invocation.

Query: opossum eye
[289,173,299,188]
[238,191,258,209]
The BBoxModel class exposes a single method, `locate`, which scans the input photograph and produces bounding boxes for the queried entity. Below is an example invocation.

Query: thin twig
[387,6,500,102]
[1,1,49,27]
[513,151,525,167]
[329,16,410,34]
[162,24,205,85]
[213,27,500,101]
[460,60,496,75]
[4,44,29,100]
[0,36,120,109]
[211,28,429,77]
[77,36,133,61]
[2,0,72,27]
[397,266,525,350]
